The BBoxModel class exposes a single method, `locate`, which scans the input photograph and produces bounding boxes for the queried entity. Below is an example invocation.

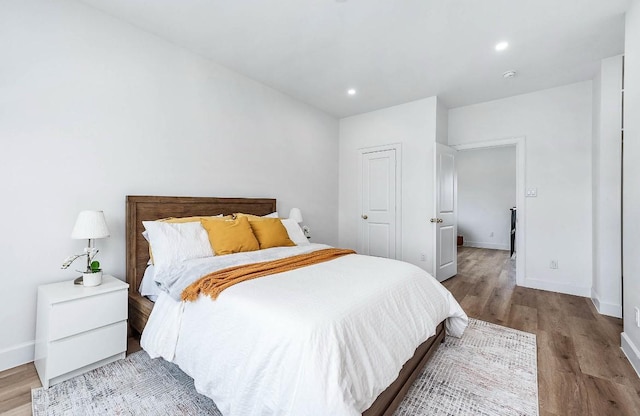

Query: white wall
[457,147,516,251]
[339,97,440,272]
[622,0,640,376]
[449,82,593,297]
[436,99,449,145]
[0,0,339,371]
[592,55,623,318]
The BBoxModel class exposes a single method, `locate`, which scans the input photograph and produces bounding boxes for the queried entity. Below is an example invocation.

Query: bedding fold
[181,248,356,301]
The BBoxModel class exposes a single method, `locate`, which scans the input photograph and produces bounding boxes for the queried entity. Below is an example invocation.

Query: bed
[126,195,467,416]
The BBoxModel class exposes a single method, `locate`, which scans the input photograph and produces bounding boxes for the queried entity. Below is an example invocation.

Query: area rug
[32,319,538,415]
[394,319,538,416]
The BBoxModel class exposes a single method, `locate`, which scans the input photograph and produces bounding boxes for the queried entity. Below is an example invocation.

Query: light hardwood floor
[2,247,639,415]
[444,247,640,416]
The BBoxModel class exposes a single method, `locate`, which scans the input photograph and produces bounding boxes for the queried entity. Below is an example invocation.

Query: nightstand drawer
[49,289,127,340]
[48,321,127,378]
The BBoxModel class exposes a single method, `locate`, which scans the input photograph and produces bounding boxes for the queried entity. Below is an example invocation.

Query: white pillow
[264,212,279,218]
[142,221,213,272]
[281,218,309,245]
[139,265,162,301]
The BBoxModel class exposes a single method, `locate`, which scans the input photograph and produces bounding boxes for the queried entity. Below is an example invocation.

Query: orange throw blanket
[181,248,356,301]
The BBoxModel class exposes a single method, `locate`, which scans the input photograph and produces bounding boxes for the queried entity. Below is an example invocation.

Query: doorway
[452,137,526,286]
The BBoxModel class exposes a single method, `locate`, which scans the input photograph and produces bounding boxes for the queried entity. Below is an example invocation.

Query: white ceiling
[79,0,629,117]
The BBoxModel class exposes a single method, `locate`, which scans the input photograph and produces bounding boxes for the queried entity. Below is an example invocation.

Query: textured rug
[394,319,538,416]
[32,319,538,415]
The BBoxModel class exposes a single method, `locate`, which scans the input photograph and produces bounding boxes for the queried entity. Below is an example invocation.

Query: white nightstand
[34,275,129,388]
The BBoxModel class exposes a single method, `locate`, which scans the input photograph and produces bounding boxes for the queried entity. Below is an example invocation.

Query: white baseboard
[590,288,622,318]
[463,241,510,251]
[621,332,640,378]
[522,278,591,298]
[0,340,35,372]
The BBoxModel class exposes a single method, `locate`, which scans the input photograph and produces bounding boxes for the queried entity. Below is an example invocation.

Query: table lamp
[66,210,110,285]
[288,208,303,224]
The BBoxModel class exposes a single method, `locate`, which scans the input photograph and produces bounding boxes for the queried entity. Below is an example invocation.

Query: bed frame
[126,195,444,416]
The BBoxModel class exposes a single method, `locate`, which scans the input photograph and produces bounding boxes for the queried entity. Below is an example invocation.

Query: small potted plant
[83,260,103,287]
[61,248,103,287]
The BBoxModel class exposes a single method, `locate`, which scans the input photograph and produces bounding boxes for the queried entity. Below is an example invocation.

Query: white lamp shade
[71,210,110,239]
[288,208,303,224]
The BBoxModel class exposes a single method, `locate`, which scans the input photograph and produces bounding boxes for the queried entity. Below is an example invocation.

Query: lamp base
[74,276,84,285]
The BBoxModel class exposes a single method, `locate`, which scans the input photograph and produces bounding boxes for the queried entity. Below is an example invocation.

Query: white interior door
[359,148,397,259]
[433,143,457,281]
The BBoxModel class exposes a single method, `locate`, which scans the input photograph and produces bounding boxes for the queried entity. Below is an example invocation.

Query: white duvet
[141,244,467,416]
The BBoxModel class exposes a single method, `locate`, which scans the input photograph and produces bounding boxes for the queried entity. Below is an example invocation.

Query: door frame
[357,143,403,260]
[451,137,526,286]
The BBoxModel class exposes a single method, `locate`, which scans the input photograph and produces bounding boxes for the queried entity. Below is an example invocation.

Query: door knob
[361,215,368,220]
[437,218,443,223]
[430,218,444,223]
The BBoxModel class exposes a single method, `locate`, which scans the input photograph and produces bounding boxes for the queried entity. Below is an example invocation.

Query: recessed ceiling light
[503,70,517,78]
[347,88,357,96]
[495,41,509,51]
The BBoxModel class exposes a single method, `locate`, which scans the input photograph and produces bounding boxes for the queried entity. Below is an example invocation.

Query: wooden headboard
[125,195,277,333]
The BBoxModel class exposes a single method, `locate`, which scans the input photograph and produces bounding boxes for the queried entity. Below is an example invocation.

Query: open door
[433,143,457,281]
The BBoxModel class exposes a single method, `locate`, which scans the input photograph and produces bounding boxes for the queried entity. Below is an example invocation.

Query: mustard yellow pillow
[235,212,279,220]
[248,218,295,249]
[234,213,259,219]
[200,216,260,255]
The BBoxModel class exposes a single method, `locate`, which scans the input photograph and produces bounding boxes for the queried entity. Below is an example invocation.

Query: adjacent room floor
[2,247,639,415]
[445,246,640,416]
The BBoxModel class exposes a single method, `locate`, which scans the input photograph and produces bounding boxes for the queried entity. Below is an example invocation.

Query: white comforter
[141,244,467,416]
